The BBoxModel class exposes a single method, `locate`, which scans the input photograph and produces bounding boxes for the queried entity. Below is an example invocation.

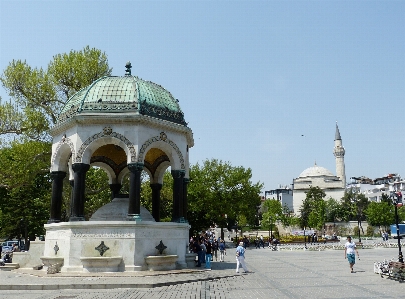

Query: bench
[388,261,405,280]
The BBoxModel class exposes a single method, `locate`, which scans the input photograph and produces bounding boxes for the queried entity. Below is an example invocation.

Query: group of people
[190,233,250,273]
[190,235,227,270]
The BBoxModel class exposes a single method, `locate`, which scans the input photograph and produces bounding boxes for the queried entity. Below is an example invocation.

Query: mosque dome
[298,163,335,178]
[57,62,186,126]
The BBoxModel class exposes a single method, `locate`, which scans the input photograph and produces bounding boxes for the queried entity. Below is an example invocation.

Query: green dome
[58,74,186,126]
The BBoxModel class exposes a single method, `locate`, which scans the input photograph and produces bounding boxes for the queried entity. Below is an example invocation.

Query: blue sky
[1,1,404,193]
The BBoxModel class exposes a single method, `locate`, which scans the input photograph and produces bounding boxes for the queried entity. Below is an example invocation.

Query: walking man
[344,236,360,273]
[236,241,249,273]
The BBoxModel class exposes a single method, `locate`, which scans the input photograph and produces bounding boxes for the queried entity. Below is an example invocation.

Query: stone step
[0,263,20,271]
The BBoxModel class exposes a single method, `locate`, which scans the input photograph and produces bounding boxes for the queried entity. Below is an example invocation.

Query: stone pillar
[150,183,163,222]
[70,163,90,221]
[109,183,122,201]
[48,171,67,223]
[127,162,143,220]
[171,169,185,222]
[183,178,190,222]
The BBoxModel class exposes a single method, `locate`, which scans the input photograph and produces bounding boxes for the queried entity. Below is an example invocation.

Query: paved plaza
[1,246,404,298]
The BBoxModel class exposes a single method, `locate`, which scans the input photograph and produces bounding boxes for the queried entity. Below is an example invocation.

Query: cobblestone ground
[2,247,404,299]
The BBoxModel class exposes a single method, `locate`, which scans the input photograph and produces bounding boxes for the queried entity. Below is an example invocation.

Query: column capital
[171,169,185,178]
[127,162,144,173]
[50,171,67,180]
[72,163,90,173]
[150,183,163,191]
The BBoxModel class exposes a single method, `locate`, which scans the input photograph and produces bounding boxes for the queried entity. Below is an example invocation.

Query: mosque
[292,124,346,214]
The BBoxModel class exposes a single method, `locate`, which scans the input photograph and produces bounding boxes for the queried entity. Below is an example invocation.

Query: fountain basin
[145,255,178,271]
[80,256,123,272]
[40,256,64,268]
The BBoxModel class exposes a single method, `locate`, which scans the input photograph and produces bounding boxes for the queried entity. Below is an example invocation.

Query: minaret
[333,122,346,186]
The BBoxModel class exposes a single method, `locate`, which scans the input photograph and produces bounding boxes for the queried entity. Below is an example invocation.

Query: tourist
[344,236,359,273]
[219,240,226,262]
[205,240,212,270]
[235,241,249,273]
[194,238,202,267]
[212,238,219,261]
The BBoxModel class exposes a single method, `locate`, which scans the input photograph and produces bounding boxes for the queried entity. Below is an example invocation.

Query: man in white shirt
[344,236,360,273]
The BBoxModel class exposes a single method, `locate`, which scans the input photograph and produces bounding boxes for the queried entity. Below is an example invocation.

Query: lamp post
[391,191,404,263]
[351,191,362,243]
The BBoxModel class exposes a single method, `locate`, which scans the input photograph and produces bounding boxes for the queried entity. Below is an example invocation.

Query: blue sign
[390,224,405,236]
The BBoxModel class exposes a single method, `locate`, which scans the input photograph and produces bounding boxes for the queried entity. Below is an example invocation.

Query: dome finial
[125,61,132,76]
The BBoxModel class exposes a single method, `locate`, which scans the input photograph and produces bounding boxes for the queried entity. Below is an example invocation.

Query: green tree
[187,159,263,236]
[325,197,341,223]
[0,46,112,142]
[364,201,394,231]
[299,186,326,229]
[261,199,283,237]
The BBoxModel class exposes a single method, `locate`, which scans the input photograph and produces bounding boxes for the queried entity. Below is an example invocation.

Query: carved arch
[75,127,136,164]
[51,136,75,172]
[138,132,185,169]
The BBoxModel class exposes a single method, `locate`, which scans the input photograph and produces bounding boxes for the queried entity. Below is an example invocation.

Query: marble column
[127,162,143,220]
[70,163,90,221]
[48,171,66,223]
[171,169,185,222]
[150,183,163,222]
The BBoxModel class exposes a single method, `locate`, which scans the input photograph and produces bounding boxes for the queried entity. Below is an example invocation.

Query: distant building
[292,123,346,214]
[264,187,293,212]
[347,173,404,203]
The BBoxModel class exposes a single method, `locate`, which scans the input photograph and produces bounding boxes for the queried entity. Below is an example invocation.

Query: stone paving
[1,246,404,298]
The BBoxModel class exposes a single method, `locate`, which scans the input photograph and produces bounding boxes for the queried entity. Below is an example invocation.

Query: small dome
[58,73,186,126]
[299,164,334,178]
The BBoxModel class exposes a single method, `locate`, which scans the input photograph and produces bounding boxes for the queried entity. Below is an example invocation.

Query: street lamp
[390,191,404,263]
[350,191,362,243]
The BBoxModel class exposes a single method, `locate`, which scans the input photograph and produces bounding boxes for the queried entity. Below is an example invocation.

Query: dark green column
[127,163,143,220]
[48,171,67,223]
[70,163,90,221]
[183,178,190,222]
[109,183,122,201]
[150,183,163,222]
[171,170,185,222]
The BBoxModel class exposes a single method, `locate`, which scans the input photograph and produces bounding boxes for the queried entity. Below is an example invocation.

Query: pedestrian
[219,240,226,262]
[193,238,202,267]
[200,239,206,264]
[205,240,212,270]
[344,236,360,273]
[212,238,219,261]
[235,241,249,273]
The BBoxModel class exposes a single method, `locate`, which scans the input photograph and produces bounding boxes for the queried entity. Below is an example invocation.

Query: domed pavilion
[41,62,194,272]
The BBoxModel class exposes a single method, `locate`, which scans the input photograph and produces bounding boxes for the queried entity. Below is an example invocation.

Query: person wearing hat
[344,236,359,273]
[235,241,249,273]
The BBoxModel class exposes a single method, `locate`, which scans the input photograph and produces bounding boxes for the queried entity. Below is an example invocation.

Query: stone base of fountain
[145,255,178,271]
[80,256,123,272]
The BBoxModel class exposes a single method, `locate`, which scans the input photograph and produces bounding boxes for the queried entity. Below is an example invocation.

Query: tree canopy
[0,46,112,142]
[187,159,263,236]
